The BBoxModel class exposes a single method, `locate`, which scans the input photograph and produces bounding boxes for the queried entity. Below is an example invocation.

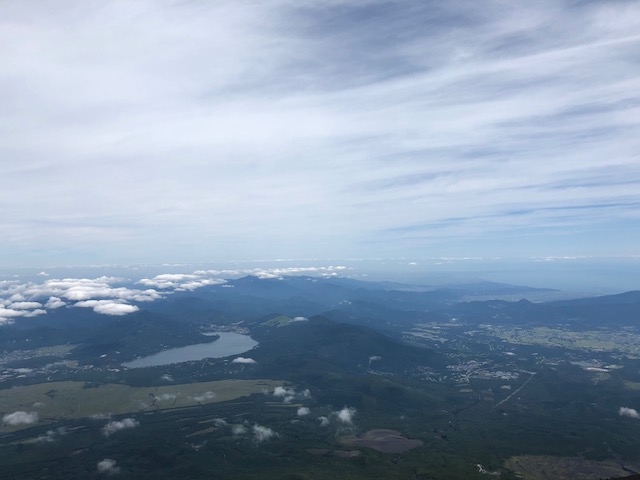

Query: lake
[122,332,258,368]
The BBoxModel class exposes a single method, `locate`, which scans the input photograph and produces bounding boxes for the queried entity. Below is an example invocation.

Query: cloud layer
[1,1,638,265]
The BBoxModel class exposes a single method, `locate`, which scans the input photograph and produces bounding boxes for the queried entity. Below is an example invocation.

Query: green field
[0,379,285,432]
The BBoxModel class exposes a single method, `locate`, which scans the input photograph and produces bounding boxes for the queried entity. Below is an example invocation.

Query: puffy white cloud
[0,267,350,325]
[317,416,330,426]
[335,407,356,424]
[252,424,277,442]
[138,273,225,291]
[102,418,139,436]
[0,276,155,319]
[94,302,139,316]
[0,306,28,318]
[273,386,295,397]
[2,411,39,426]
[297,407,310,416]
[232,424,247,436]
[9,301,43,310]
[232,357,256,364]
[97,459,120,475]
[75,300,139,316]
[619,407,640,419]
[45,296,66,309]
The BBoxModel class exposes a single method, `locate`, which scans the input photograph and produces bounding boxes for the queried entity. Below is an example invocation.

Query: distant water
[122,332,258,368]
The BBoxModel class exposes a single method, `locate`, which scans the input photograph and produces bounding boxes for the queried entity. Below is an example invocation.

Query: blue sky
[1,0,639,268]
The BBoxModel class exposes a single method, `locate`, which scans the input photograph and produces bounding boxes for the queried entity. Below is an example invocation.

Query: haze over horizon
[2,1,639,268]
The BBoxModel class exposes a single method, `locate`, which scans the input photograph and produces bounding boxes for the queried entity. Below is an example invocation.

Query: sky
[1,0,639,268]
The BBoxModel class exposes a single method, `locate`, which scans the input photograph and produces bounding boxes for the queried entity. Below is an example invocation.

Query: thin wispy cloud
[1,1,638,265]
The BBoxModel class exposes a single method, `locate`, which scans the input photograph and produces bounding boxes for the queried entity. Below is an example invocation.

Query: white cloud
[12,368,33,374]
[75,299,139,316]
[368,355,382,366]
[139,273,225,291]
[317,416,330,426]
[193,391,216,403]
[97,459,120,475]
[232,357,256,364]
[252,424,278,442]
[619,407,640,419]
[9,301,42,309]
[273,386,295,397]
[0,276,155,319]
[90,413,112,420]
[0,267,349,325]
[335,407,356,424]
[2,411,39,426]
[156,393,177,402]
[213,418,228,427]
[45,296,66,309]
[35,427,67,443]
[93,302,139,315]
[232,424,247,436]
[297,407,310,416]
[160,374,173,382]
[102,418,139,436]
[0,306,28,318]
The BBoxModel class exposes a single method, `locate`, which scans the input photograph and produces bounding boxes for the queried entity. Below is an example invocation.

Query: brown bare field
[504,455,630,480]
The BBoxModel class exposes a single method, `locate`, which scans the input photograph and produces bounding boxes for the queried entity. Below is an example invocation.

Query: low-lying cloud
[252,424,278,442]
[97,459,120,475]
[36,427,67,443]
[297,407,310,416]
[193,391,216,403]
[2,411,39,426]
[75,300,139,316]
[232,424,247,436]
[232,357,256,364]
[619,407,640,419]
[102,418,139,436]
[273,386,296,398]
[335,407,356,424]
